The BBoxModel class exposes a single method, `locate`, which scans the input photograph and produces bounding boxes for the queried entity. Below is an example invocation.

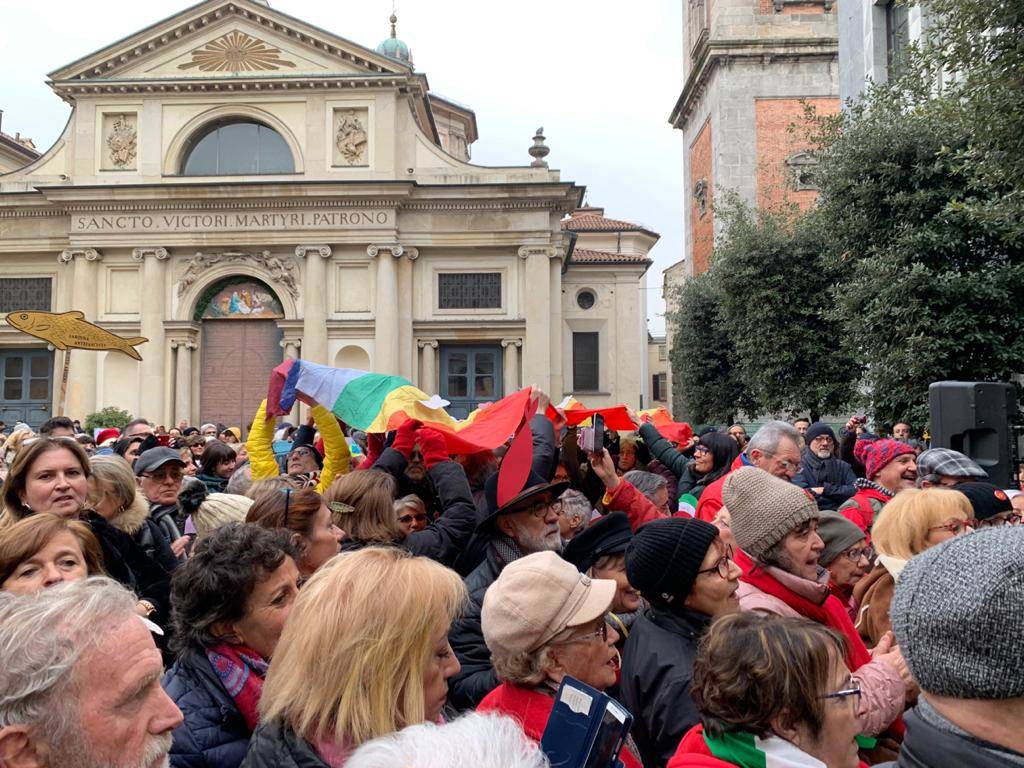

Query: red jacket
[838,487,890,541]
[477,682,643,768]
[694,455,746,522]
[668,724,870,768]
[604,479,668,530]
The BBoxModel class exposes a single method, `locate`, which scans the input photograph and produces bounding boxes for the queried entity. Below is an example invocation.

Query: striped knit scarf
[853,477,894,498]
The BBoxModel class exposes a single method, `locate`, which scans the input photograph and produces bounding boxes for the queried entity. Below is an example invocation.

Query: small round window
[576,289,596,310]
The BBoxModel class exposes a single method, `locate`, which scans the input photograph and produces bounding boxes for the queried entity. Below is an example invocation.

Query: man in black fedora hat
[447,413,568,711]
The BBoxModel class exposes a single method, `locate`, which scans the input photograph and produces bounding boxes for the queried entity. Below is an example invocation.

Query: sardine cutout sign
[5,310,147,360]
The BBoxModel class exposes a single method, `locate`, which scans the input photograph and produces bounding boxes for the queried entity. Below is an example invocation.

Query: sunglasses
[398,512,429,526]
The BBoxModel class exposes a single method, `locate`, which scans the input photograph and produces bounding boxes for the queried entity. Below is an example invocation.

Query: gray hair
[746,420,801,457]
[623,470,667,503]
[225,462,253,496]
[347,713,550,768]
[559,489,592,531]
[0,577,138,731]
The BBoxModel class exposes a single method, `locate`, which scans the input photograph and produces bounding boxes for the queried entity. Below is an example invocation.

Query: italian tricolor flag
[703,731,827,768]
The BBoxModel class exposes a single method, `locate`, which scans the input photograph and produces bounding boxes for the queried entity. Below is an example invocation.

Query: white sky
[0,0,683,335]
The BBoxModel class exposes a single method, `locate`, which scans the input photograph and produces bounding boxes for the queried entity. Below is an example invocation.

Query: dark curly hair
[169,522,298,656]
[692,612,847,740]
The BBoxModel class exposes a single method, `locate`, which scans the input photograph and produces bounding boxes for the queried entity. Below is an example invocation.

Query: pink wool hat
[855,438,916,480]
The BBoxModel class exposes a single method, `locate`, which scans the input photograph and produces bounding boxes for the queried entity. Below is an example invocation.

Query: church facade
[0,0,656,430]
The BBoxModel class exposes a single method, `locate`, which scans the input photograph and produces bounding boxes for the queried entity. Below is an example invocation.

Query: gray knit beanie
[891,527,1024,699]
[192,493,255,538]
[817,511,866,566]
[723,466,819,562]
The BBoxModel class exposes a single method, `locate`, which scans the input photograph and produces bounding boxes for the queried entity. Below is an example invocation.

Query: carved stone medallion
[106,115,137,169]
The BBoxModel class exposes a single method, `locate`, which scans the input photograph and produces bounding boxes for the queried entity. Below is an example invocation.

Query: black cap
[562,512,633,573]
[478,468,570,532]
[805,422,837,445]
[956,482,1013,522]
[625,517,719,606]
[133,447,186,477]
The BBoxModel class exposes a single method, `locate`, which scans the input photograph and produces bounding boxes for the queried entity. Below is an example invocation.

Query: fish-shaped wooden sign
[5,310,147,360]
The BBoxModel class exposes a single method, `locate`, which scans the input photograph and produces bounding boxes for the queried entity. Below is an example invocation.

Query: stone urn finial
[529,127,550,168]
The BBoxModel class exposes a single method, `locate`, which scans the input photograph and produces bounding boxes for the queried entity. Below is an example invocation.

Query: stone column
[59,248,102,417]
[132,247,169,421]
[369,244,405,375]
[418,339,438,393]
[296,245,331,365]
[518,246,553,393]
[549,249,565,398]
[171,339,196,426]
[397,250,419,380]
[501,338,522,393]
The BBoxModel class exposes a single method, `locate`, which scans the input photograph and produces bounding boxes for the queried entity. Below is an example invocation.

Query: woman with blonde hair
[853,487,975,644]
[242,546,467,767]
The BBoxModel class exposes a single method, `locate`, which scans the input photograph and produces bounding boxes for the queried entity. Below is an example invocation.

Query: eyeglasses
[143,467,183,483]
[978,513,1023,528]
[764,452,800,474]
[693,445,710,456]
[398,512,429,526]
[929,518,976,535]
[820,677,861,704]
[843,544,875,562]
[558,621,609,646]
[697,545,735,580]
[290,447,316,459]
[519,499,562,518]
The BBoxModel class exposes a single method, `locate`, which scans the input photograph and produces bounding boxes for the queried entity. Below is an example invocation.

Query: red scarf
[207,643,268,731]
[740,563,872,672]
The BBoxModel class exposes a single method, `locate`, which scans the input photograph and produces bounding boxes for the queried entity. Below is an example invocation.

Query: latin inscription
[71,209,393,233]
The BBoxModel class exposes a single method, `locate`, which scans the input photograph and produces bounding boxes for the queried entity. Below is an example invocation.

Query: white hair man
[347,713,550,768]
[0,577,183,768]
[695,420,802,521]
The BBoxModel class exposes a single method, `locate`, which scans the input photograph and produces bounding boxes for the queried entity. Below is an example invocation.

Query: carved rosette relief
[103,114,137,170]
[177,250,300,298]
[178,31,296,72]
[333,108,369,166]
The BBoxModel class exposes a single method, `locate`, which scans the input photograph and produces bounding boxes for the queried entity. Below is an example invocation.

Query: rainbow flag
[266,359,533,454]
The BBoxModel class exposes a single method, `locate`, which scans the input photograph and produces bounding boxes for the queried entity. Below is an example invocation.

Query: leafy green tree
[666,271,750,425]
[83,407,132,432]
[710,194,858,421]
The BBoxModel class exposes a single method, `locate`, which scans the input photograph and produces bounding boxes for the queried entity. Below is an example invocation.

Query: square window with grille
[438,273,502,310]
[573,332,600,392]
[0,278,52,314]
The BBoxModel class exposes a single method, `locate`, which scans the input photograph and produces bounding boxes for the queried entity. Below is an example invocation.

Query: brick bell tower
[669,0,839,276]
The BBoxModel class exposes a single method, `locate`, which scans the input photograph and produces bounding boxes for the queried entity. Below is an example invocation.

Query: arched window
[180,119,294,175]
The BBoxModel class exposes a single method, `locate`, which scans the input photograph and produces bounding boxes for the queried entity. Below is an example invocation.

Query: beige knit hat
[722,466,818,562]
[192,493,254,538]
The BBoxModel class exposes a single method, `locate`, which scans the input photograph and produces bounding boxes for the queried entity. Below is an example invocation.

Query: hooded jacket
[619,607,711,768]
[111,495,181,573]
[163,648,251,768]
[852,562,896,647]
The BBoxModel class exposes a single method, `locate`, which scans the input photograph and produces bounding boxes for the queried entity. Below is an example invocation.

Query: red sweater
[478,682,643,768]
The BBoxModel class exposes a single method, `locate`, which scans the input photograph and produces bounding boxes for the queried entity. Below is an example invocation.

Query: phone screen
[592,414,605,452]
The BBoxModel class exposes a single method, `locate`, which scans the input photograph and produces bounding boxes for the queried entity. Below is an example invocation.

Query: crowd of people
[0,402,1022,768]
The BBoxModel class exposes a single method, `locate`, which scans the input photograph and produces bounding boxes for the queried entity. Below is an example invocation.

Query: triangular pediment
[49,0,408,84]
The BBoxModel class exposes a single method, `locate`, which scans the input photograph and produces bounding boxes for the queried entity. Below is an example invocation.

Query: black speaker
[929,381,1018,487]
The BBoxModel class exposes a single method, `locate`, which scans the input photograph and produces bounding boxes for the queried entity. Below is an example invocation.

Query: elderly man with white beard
[793,422,858,510]
[0,577,183,768]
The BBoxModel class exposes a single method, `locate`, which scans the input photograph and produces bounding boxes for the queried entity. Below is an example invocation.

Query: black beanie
[625,517,719,606]
[804,422,836,446]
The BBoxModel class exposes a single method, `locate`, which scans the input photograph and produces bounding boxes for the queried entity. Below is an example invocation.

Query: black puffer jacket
[85,512,171,624]
[447,544,508,711]
[163,648,251,768]
[619,606,711,768]
[240,719,326,768]
[347,456,478,567]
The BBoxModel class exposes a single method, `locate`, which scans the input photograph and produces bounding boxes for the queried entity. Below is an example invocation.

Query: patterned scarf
[207,643,268,731]
[491,533,526,567]
[853,477,895,498]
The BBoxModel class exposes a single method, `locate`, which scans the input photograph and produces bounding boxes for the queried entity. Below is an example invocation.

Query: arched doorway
[195,277,284,435]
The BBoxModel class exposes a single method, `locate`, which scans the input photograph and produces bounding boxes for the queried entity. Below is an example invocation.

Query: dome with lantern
[376,13,413,67]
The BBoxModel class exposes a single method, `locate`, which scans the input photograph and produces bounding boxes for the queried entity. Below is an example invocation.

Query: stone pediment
[48,0,408,87]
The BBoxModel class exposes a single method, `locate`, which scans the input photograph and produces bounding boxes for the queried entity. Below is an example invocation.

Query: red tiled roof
[561,206,653,233]
[571,248,651,265]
